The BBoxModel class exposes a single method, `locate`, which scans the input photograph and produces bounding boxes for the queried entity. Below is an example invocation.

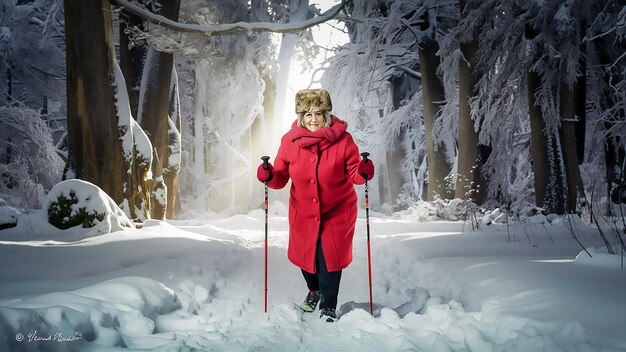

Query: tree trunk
[605,135,624,206]
[559,82,579,213]
[164,69,182,219]
[386,74,411,207]
[527,71,549,209]
[575,19,587,165]
[64,0,126,203]
[597,35,626,211]
[271,0,309,136]
[573,20,587,202]
[455,37,485,203]
[528,71,567,214]
[456,0,489,204]
[137,0,181,220]
[419,40,453,201]
[120,5,151,220]
[120,8,146,119]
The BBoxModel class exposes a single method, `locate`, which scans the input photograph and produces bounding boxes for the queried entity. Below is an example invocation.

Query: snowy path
[0,212,625,351]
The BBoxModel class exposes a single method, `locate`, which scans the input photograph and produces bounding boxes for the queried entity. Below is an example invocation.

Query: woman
[256,89,374,322]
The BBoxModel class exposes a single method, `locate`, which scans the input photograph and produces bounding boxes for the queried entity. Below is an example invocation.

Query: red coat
[267,116,365,273]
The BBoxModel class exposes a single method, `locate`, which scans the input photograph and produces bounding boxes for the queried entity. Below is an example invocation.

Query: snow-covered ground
[0,203,625,351]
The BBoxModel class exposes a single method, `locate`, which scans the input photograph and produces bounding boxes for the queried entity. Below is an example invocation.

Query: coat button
[310,179,316,184]
[314,217,319,222]
[310,157,316,162]
[312,198,318,203]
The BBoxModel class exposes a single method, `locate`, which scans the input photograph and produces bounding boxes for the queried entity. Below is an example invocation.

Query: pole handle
[360,152,370,180]
[261,156,270,170]
[360,152,370,164]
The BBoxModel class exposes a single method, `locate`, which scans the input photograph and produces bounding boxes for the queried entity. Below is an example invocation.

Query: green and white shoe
[301,290,320,313]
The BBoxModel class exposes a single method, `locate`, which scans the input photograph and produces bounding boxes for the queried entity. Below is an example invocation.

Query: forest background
[1,0,625,224]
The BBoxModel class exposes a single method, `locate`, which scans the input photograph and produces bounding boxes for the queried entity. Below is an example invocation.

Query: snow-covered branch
[392,65,422,79]
[112,0,346,35]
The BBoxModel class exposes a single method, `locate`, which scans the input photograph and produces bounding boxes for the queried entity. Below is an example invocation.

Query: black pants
[301,237,342,310]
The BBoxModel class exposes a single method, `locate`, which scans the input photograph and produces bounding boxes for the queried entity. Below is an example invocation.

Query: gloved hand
[257,162,274,183]
[358,159,374,181]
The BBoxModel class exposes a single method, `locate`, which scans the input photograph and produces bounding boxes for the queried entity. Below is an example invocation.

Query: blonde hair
[297,110,332,128]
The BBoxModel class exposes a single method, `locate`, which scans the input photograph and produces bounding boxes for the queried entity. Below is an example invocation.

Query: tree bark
[138,0,181,220]
[597,35,625,210]
[419,40,453,201]
[528,71,567,214]
[120,8,146,119]
[120,4,151,220]
[559,82,580,213]
[527,71,549,209]
[64,0,126,203]
[455,38,485,203]
[575,19,587,165]
[455,0,489,204]
[164,70,182,219]
[386,74,412,207]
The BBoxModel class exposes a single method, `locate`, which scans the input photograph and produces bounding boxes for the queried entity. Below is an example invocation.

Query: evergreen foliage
[48,191,105,229]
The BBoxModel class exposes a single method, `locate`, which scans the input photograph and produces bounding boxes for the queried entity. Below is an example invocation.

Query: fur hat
[295,89,332,114]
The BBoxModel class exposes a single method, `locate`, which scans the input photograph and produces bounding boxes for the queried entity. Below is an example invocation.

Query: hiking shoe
[301,291,320,313]
[319,308,336,322]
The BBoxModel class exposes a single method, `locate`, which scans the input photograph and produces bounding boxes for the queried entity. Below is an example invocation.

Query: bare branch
[112,0,346,35]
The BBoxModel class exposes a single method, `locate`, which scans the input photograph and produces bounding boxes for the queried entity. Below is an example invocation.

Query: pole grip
[261,156,270,170]
[360,152,370,180]
[360,152,370,164]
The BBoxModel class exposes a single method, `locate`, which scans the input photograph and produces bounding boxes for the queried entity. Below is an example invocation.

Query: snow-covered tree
[0,0,66,209]
[584,0,626,211]
[322,0,625,216]
[114,0,344,216]
[462,0,624,214]
[0,106,64,208]
[0,0,65,113]
[322,0,460,207]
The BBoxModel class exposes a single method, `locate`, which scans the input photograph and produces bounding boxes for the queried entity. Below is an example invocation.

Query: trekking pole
[360,152,373,315]
[261,155,270,313]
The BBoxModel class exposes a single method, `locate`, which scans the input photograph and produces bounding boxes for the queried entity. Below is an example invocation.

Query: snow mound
[0,277,182,351]
[46,179,134,236]
[0,205,20,229]
[573,247,625,269]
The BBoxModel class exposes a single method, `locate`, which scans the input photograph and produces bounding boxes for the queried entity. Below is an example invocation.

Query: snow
[112,61,134,165]
[1,179,134,240]
[1,204,625,351]
[0,205,20,227]
[573,247,625,269]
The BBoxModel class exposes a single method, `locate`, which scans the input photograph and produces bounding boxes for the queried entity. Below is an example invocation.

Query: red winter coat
[267,116,365,273]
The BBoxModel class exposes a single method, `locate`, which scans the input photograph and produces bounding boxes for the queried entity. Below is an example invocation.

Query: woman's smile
[304,111,325,132]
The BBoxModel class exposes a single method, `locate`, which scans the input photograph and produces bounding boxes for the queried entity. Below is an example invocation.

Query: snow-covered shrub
[46,179,134,234]
[0,106,64,208]
[48,191,105,229]
[0,205,20,229]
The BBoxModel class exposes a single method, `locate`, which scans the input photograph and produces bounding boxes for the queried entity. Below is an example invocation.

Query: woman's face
[303,111,325,132]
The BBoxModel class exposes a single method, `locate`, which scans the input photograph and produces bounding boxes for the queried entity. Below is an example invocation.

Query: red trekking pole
[261,155,270,313]
[360,152,374,315]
